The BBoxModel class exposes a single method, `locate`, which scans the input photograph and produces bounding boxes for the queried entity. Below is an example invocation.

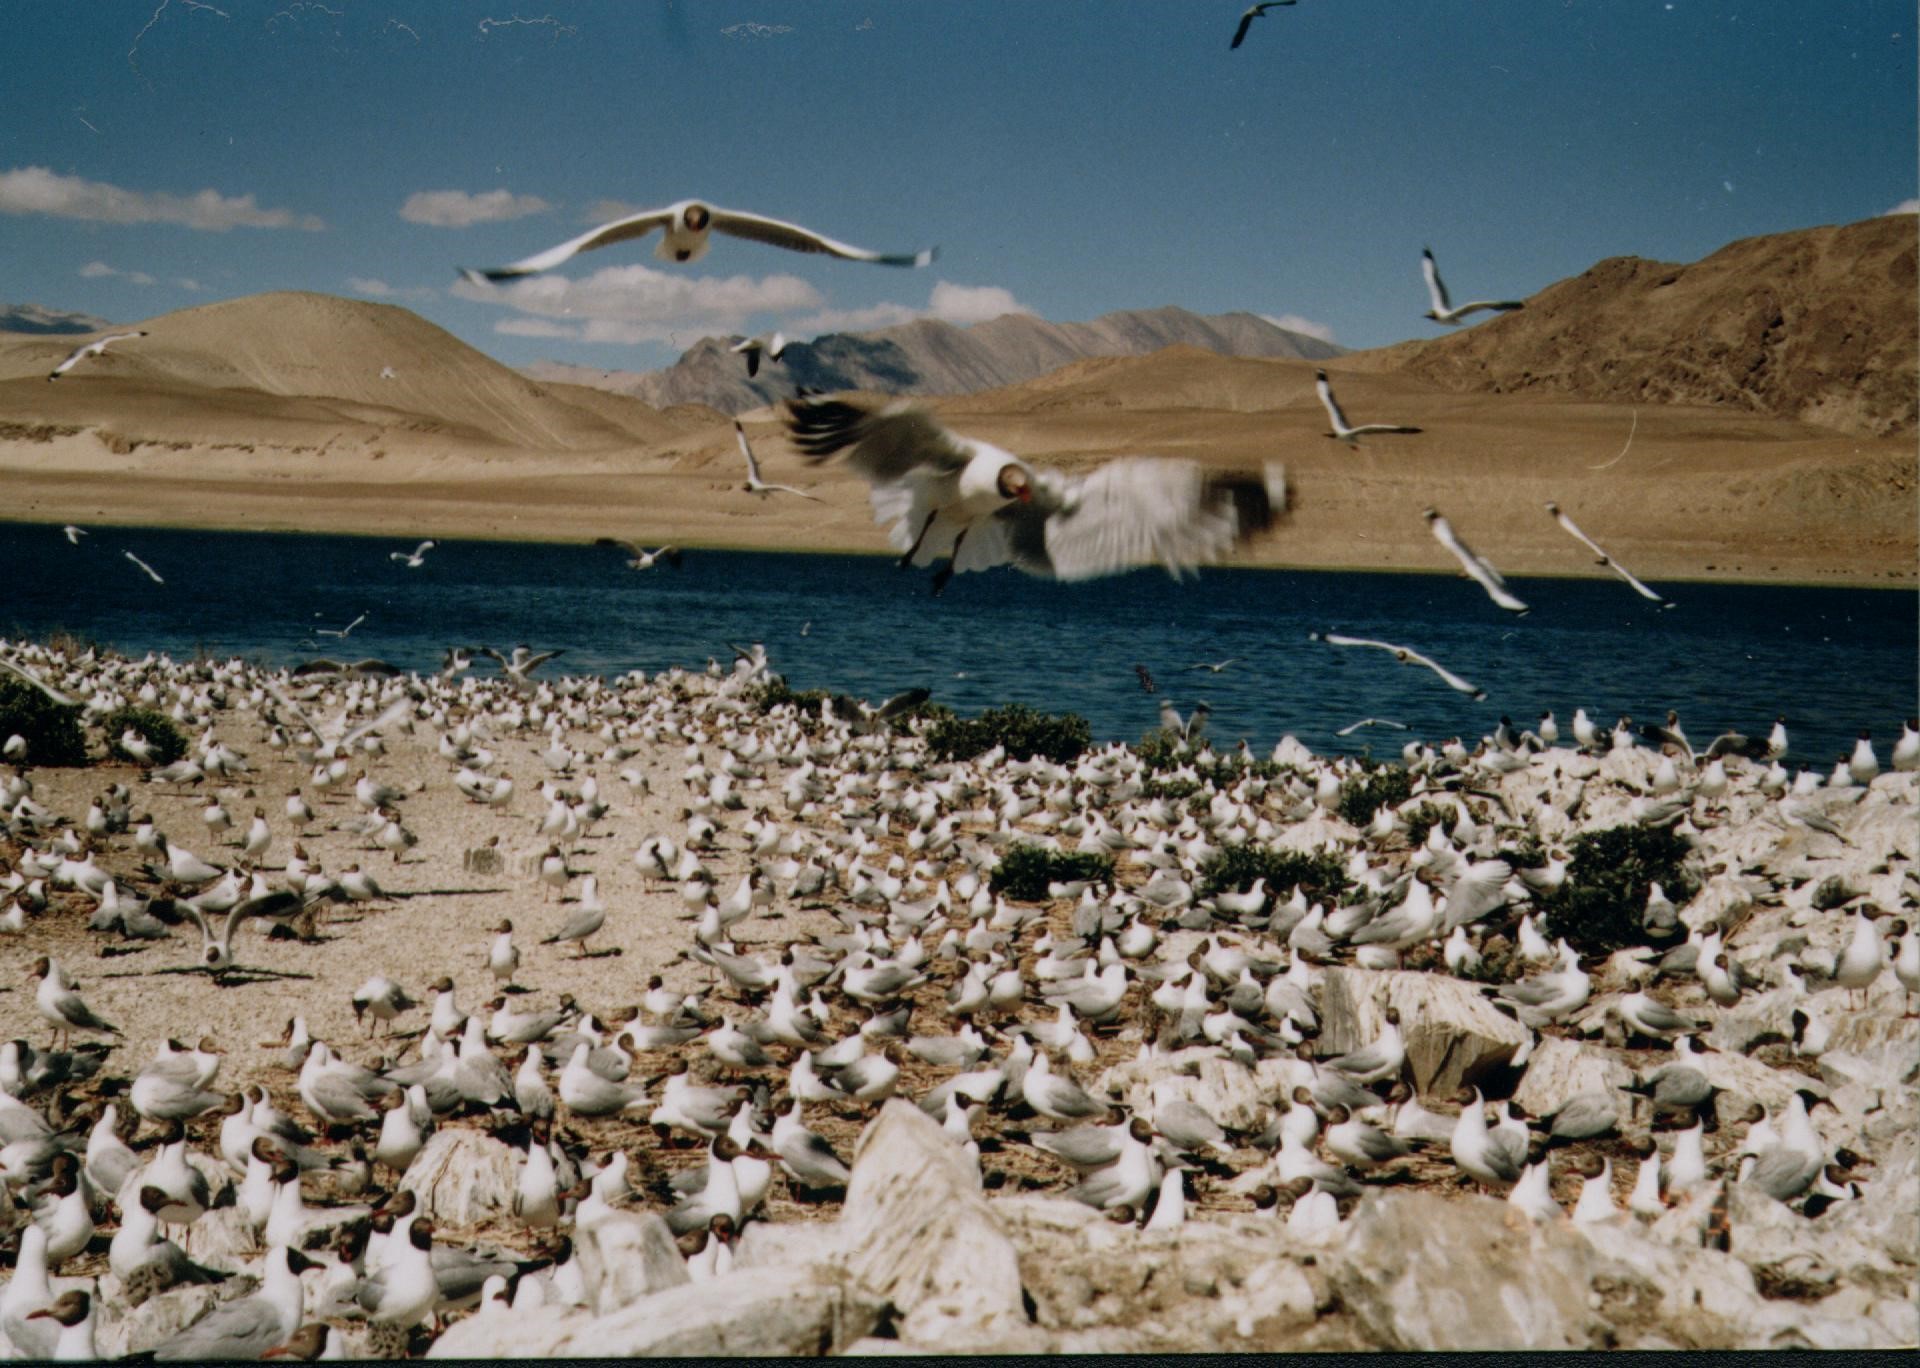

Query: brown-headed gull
[48,330,147,381]
[460,198,935,281]
[1424,507,1528,614]
[1310,631,1487,700]
[1230,1,1295,49]
[1315,370,1422,446]
[1544,502,1674,608]
[734,422,818,499]
[1422,247,1525,325]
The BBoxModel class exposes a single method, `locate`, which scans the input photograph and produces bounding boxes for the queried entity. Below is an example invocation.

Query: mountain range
[0,302,112,335]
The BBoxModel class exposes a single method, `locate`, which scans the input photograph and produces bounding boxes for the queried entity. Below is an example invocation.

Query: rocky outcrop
[399,1127,519,1223]
[1319,967,1532,1096]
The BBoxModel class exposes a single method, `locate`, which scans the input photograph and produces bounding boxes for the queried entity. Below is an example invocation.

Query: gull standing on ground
[784,392,1289,595]
[734,422,819,499]
[460,198,935,281]
[594,539,684,571]
[1315,370,1422,446]
[1230,1,1295,49]
[1424,508,1529,614]
[730,332,787,377]
[389,540,437,568]
[1310,632,1487,701]
[1421,248,1526,325]
[124,550,165,584]
[1544,503,1675,608]
[48,330,148,380]
[32,958,121,1048]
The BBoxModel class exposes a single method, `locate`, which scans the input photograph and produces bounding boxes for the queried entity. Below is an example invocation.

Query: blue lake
[1,522,1913,767]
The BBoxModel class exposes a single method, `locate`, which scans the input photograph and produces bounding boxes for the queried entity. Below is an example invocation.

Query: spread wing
[460,206,676,282]
[1315,372,1352,432]
[1422,247,1451,312]
[711,207,934,267]
[783,394,972,483]
[997,459,1289,582]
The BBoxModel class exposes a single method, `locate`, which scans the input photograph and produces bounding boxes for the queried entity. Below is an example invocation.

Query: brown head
[995,464,1033,504]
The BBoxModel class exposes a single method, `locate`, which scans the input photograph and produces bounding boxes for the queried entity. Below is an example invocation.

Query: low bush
[1335,764,1414,828]
[1538,823,1698,955]
[102,706,189,767]
[991,843,1115,902]
[0,676,88,767]
[928,704,1091,764]
[1198,842,1348,903]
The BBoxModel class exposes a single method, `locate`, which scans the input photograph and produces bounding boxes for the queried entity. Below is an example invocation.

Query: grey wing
[783,394,971,482]
[1033,1127,1122,1169]
[1000,458,1288,582]
[1548,1092,1618,1139]
[309,1072,379,1121]
[1351,1124,1413,1163]
[463,207,675,281]
[1496,975,1559,1007]
[154,1293,281,1359]
[711,207,931,266]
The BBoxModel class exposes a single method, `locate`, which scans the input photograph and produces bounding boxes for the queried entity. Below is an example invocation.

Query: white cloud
[174,277,201,292]
[76,260,156,286]
[1260,312,1336,344]
[348,276,436,303]
[786,301,924,335]
[455,262,824,344]
[495,318,577,339]
[1885,198,1919,216]
[0,166,322,231]
[400,188,551,228]
[928,281,1031,324]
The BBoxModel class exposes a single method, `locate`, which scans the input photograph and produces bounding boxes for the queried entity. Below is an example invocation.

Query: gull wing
[1421,248,1452,312]
[734,421,766,483]
[998,458,1288,582]
[711,206,935,267]
[784,395,972,483]
[460,206,676,282]
[1315,371,1352,432]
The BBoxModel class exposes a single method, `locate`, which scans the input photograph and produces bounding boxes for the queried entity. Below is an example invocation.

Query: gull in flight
[124,550,165,584]
[48,330,148,381]
[316,613,368,639]
[1188,658,1240,674]
[1312,631,1488,700]
[734,422,818,499]
[1544,502,1675,609]
[0,652,81,707]
[483,646,565,689]
[62,525,87,545]
[594,539,683,570]
[783,392,1290,595]
[1337,717,1411,736]
[389,540,437,568]
[459,198,937,282]
[1422,248,1525,326]
[1230,1,1296,49]
[1424,508,1528,614]
[1315,370,1422,446]
[730,332,787,378]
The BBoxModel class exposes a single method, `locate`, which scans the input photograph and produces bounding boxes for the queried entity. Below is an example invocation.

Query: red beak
[1016,486,1032,504]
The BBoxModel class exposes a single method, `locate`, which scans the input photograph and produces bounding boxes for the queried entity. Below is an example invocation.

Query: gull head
[996,464,1033,504]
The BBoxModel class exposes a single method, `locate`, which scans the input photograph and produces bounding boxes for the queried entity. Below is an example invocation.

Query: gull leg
[899,511,940,569]
[932,529,969,597]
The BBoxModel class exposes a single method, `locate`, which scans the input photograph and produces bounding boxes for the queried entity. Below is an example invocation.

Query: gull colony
[0,635,1913,1355]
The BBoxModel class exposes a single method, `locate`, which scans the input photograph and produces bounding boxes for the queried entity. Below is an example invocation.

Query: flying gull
[1424,507,1528,614]
[460,199,936,282]
[784,392,1289,595]
[1544,502,1675,609]
[730,332,788,378]
[1311,631,1488,700]
[594,539,683,570]
[48,330,148,381]
[124,550,165,584]
[734,422,819,499]
[62,525,87,545]
[315,613,368,639]
[1421,248,1525,325]
[1315,370,1422,446]
[390,540,437,568]
[1230,1,1296,50]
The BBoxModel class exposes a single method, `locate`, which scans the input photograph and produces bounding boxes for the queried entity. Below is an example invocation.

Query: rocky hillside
[526,305,1346,415]
[1351,215,1917,438]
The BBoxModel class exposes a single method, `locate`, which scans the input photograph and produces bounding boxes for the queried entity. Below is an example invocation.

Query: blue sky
[3,1,1913,371]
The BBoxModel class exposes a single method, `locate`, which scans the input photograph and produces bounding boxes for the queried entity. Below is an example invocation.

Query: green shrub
[990,844,1115,902]
[1401,801,1450,848]
[102,706,189,767]
[928,704,1091,764]
[1335,765,1414,828]
[1538,824,1698,955]
[0,676,88,767]
[1136,727,1290,787]
[1198,842,1348,903]
[747,677,833,715]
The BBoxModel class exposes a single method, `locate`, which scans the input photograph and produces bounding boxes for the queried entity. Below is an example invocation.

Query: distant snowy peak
[0,302,113,335]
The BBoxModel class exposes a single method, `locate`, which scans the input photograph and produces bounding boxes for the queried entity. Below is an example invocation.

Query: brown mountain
[1345,214,1917,438]
[524,305,1345,415]
[0,302,112,335]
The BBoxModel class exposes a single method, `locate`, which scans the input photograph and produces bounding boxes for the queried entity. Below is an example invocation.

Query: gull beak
[1016,486,1033,504]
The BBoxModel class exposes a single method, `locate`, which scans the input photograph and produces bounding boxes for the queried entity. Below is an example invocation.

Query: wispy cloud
[0,166,322,231]
[790,281,1035,336]
[78,260,157,286]
[348,276,437,303]
[1885,198,1919,216]
[1260,312,1336,344]
[456,262,825,344]
[400,188,552,229]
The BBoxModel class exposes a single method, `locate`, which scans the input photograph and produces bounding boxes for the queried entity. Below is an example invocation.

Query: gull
[1544,502,1674,608]
[47,329,148,380]
[1133,664,1158,693]
[460,198,935,282]
[124,549,165,583]
[594,538,684,570]
[1421,247,1525,325]
[1424,507,1528,613]
[1230,0,1295,49]
[32,958,121,1048]
[139,1244,316,1360]
[1337,717,1410,737]
[1315,370,1422,446]
[0,652,81,706]
[62,525,86,544]
[21,1289,94,1360]
[786,391,1288,593]
[734,422,819,499]
[1187,658,1240,674]
[1310,631,1486,700]
[315,613,368,639]
[730,332,787,377]
[389,540,437,568]
[482,645,564,690]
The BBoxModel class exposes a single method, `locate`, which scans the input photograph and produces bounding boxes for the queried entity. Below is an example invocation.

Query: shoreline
[1,512,1911,594]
